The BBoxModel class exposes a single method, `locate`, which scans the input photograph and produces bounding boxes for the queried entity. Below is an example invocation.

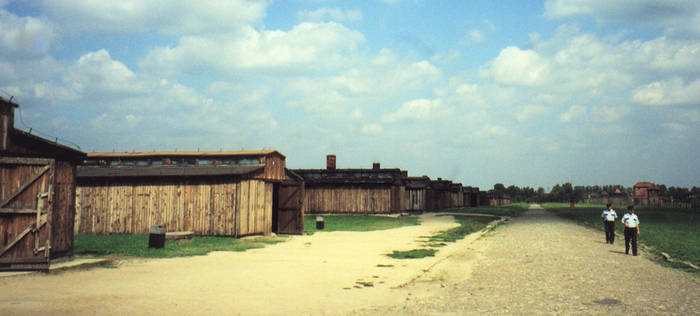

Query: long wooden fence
[303,186,396,214]
[75,179,272,236]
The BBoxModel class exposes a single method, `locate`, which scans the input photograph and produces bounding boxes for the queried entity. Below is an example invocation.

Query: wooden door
[273,182,304,235]
[0,157,55,271]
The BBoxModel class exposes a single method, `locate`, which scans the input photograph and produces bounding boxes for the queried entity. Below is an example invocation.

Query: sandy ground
[353,205,700,315]
[2,206,699,315]
[0,213,470,316]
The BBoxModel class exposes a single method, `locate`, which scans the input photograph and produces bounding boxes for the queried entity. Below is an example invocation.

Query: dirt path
[0,213,463,315]
[352,205,700,315]
[2,207,698,315]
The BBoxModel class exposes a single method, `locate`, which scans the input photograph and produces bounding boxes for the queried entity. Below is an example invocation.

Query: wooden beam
[165,231,194,241]
[0,208,37,214]
[0,165,50,208]
[0,157,54,165]
[0,214,47,257]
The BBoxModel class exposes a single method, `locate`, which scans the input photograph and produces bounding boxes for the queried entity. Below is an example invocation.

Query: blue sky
[1,0,698,190]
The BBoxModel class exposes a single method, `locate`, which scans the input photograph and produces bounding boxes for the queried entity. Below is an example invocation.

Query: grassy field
[303,214,419,234]
[388,248,437,259]
[546,203,699,272]
[74,234,285,258]
[74,205,519,259]
[429,215,499,243]
[449,203,530,217]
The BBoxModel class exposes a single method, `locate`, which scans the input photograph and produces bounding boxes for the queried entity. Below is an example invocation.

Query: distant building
[404,175,432,212]
[75,150,304,236]
[633,182,661,206]
[293,155,407,214]
[1,97,86,270]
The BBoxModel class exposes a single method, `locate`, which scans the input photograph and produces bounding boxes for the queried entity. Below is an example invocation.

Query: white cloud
[481,46,550,86]
[0,10,55,58]
[632,78,700,106]
[63,50,149,98]
[298,8,363,22]
[282,48,440,116]
[559,105,586,122]
[142,22,365,75]
[544,0,700,37]
[479,124,508,137]
[591,105,630,123]
[382,98,448,123]
[681,109,700,123]
[515,105,546,122]
[468,30,484,43]
[664,122,687,132]
[360,123,383,135]
[36,0,267,35]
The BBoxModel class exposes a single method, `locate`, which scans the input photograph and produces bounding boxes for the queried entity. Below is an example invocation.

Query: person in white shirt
[601,203,618,244]
[621,205,640,256]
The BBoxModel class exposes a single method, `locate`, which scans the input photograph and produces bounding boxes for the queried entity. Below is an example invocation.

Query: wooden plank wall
[391,185,407,212]
[436,191,452,210]
[0,163,51,261]
[75,179,272,236]
[261,155,285,181]
[406,188,426,211]
[49,161,77,258]
[451,192,462,208]
[303,186,393,214]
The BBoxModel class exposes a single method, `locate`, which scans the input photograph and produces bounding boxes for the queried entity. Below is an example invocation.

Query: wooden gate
[273,182,304,235]
[0,157,55,271]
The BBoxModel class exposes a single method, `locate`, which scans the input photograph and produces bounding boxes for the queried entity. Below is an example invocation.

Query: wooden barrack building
[462,186,480,207]
[75,150,304,237]
[293,155,406,214]
[429,178,453,211]
[1,97,86,270]
[404,175,432,212]
[451,183,464,208]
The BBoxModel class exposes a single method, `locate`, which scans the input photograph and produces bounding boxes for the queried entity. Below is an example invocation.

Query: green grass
[429,215,498,243]
[74,234,285,258]
[387,214,501,260]
[303,214,419,234]
[449,203,530,217]
[387,248,437,259]
[546,205,700,272]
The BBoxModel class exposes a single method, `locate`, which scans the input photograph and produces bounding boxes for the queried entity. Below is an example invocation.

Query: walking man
[621,205,640,256]
[601,203,618,244]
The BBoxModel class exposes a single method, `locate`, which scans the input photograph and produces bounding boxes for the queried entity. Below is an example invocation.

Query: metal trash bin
[315,216,324,230]
[149,225,166,248]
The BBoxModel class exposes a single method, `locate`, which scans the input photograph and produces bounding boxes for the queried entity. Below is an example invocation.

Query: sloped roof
[293,168,403,185]
[77,164,264,179]
[405,176,431,189]
[430,179,453,190]
[8,128,86,161]
[87,150,284,159]
[634,182,658,190]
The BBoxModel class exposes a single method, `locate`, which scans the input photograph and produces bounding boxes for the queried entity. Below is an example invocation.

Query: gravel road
[351,206,700,315]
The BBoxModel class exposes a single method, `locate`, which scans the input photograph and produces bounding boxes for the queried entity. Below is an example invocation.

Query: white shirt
[621,213,639,228]
[601,209,617,221]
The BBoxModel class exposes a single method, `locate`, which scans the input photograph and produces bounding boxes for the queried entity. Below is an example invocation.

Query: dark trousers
[624,227,638,255]
[604,221,615,243]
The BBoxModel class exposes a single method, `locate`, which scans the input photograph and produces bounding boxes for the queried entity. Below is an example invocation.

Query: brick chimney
[401,170,407,177]
[326,154,336,170]
[372,162,380,170]
[1,97,17,151]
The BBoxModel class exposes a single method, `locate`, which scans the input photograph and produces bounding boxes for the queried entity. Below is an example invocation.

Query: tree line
[488,183,699,203]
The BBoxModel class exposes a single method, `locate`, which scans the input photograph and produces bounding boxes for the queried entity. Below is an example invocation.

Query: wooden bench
[165,231,194,241]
